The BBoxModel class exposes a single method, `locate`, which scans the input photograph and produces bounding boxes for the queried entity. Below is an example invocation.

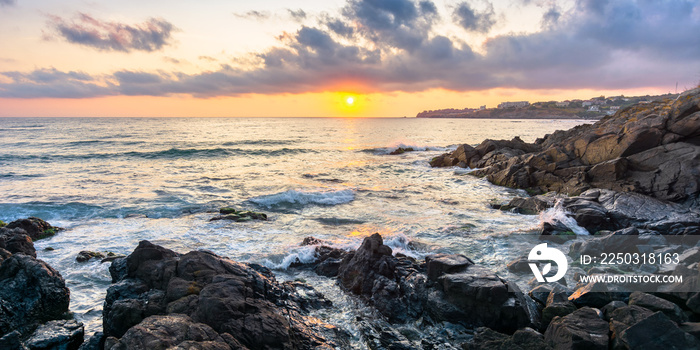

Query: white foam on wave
[383,233,426,259]
[264,233,425,270]
[250,189,355,207]
[370,141,446,155]
[538,201,589,235]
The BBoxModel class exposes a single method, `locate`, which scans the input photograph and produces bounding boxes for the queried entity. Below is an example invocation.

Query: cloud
[0,68,113,98]
[47,13,175,52]
[453,1,496,33]
[0,0,16,7]
[3,0,700,99]
[234,10,271,20]
[288,9,307,21]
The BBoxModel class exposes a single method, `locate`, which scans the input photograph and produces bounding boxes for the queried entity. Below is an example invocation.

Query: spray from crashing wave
[538,200,589,235]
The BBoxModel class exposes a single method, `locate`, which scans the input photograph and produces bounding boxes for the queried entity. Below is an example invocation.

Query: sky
[0,0,699,117]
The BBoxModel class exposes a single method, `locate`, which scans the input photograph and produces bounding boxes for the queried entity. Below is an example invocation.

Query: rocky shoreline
[2,88,700,349]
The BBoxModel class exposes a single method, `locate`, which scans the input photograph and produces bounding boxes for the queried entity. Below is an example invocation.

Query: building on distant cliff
[556,101,570,107]
[497,101,529,109]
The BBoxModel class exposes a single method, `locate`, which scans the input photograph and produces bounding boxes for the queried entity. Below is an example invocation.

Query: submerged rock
[210,208,268,222]
[389,147,415,155]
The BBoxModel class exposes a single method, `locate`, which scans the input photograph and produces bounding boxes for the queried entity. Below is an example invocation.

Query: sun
[346,96,355,105]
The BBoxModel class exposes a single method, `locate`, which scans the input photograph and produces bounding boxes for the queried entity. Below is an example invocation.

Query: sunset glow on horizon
[0,0,698,117]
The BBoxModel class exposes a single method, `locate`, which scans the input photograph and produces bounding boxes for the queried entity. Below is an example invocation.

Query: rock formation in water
[431,88,700,205]
[0,218,81,349]
[98,240,348,350]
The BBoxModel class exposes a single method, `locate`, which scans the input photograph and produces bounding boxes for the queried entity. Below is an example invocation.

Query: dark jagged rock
[0,254,71,337]
[334,233,533,334]
[0,331,27,350]
[619,312,700,350]
[77,332,103,350]
[628,291,687,324]
[389,147,415,155]
[103,240,347,349]
[466,327,551,350]
[0,227,36,258]
[24,319,84,350]
[76,251,105,263]
[431,88,700,202]
[104,315,233,350]
[543,307,609,350]
[210,208,267,222]
[4,217,62,241]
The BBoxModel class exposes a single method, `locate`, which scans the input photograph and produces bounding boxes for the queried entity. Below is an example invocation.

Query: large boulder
[104,315,234,350]
[103,240,346,349]
[0,254,71,337]
[543,307,609,350]
[336,234,533,334]
[619,312,699,350]
[4,217,61,241]
[0,227,36,257]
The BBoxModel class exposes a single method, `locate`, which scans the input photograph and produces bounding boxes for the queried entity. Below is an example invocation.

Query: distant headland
[416,93,679,119]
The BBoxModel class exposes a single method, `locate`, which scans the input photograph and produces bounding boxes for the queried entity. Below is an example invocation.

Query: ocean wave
[362,142,446,155]
[0,202,105,221]
[538,202,589,235]
[0,147,316,162]
[222,139,296,146]
[265,233,423,270]
[249,189,355,208]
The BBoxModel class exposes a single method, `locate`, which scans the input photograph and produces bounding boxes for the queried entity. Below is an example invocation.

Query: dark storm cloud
[453,1,496,33]
[48,13,175,52]
[3,0,700,99]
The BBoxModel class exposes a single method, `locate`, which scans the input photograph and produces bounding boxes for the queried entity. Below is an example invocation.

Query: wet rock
[541,302,577,331]
[543,307,609,350]
[0,331,27,350]
[0,254,70,337]
[210,208,267,222]
[389,147,415,155]
[77,332,103,350]
[501,195,556,215]
[599,300,626,321]
[608,305,654,349]
[76,250,105,263]
[568,281,629,308]
[432,265,532,333]
[506,257,530,273]
[105,315,230,350]
[4,217,61,241]
[109,257,128,283]
[0,228,36,257]
[628,291,687,324]
[425,253,473,281]
[466,327,551,350]
[103,240,347,349]
[24,319,84,350]
[334,234,532,333]
[619,312,700,350]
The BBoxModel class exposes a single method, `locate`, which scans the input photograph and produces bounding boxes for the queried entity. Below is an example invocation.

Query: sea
[0,117,592,343]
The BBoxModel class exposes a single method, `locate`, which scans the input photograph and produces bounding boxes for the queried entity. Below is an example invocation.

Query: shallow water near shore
[0,117,591,341]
